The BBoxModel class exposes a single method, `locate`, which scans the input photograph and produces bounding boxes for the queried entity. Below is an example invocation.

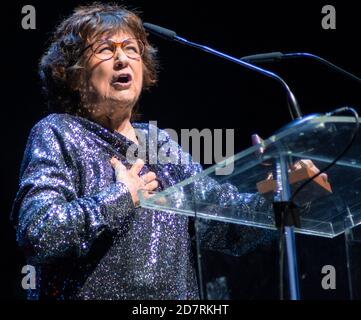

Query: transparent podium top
[140,115,361,238]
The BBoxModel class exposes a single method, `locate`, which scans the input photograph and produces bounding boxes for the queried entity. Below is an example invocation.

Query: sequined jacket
[12,114,273,300]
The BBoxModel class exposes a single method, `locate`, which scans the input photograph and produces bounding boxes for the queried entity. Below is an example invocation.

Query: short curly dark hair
[39,2,158,118]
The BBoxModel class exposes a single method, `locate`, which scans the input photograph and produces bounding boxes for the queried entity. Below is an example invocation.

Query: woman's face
[82,31,144,116]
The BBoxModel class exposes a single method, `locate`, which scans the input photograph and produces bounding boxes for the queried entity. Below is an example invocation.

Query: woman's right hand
[110,157,158,206]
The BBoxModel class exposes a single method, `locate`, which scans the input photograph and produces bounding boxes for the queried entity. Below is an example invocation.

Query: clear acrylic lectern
[139,115,361,299]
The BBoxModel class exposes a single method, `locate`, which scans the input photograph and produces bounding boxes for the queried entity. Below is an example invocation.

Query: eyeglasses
[85,38,145,61]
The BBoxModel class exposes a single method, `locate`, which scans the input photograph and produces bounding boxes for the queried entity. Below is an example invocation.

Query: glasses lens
[122,39,144,59]
[92,39,145,60]
[93,40,115,60]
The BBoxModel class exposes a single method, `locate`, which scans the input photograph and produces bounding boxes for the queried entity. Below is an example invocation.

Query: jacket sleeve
[12,120,134,264]
[192,176,277,256]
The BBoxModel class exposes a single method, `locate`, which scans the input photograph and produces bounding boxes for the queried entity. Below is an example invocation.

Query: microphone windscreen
[143,22,177,40]
[241,52,283,63]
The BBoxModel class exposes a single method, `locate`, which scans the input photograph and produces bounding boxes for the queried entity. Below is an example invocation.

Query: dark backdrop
[1,0,360,300]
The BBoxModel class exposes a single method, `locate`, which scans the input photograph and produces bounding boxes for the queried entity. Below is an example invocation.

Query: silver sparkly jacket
[12,114,273,300]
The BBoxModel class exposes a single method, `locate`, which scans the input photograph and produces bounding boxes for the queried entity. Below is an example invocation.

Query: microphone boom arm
[283,53,361,84]
[241,51,361,84]
[144,22,303,120]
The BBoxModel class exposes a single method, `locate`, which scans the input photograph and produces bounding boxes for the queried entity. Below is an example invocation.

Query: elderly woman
[12,3,322,300]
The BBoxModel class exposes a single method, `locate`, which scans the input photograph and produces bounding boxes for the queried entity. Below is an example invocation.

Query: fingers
[110,157,145,176]
[110,157,127,180]
[110,157,158,193]
[137,181,159,203]
[143,192,163,202]
[110,157,125,169]
[140,171,156,184]
[130,158,145,175]
[320,173,328,182]
[144,180,159,191]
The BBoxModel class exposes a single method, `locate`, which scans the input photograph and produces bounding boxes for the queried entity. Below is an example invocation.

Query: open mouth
[112,74,132,85]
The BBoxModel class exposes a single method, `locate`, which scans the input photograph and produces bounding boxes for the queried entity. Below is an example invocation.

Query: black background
[1,0,360,300]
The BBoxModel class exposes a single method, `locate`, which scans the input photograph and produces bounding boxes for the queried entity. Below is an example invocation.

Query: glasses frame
[83,37,145,61]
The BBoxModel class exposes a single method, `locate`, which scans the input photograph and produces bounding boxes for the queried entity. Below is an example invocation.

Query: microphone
[144,22,303,120]
[242,52,283,63]
[240,52,361,84]
[143,23,177,40]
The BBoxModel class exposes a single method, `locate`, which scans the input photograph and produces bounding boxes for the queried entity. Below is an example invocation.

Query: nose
[114,48,129,69]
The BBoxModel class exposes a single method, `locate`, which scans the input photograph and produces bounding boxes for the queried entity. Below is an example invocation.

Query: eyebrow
[99,37,136,42]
